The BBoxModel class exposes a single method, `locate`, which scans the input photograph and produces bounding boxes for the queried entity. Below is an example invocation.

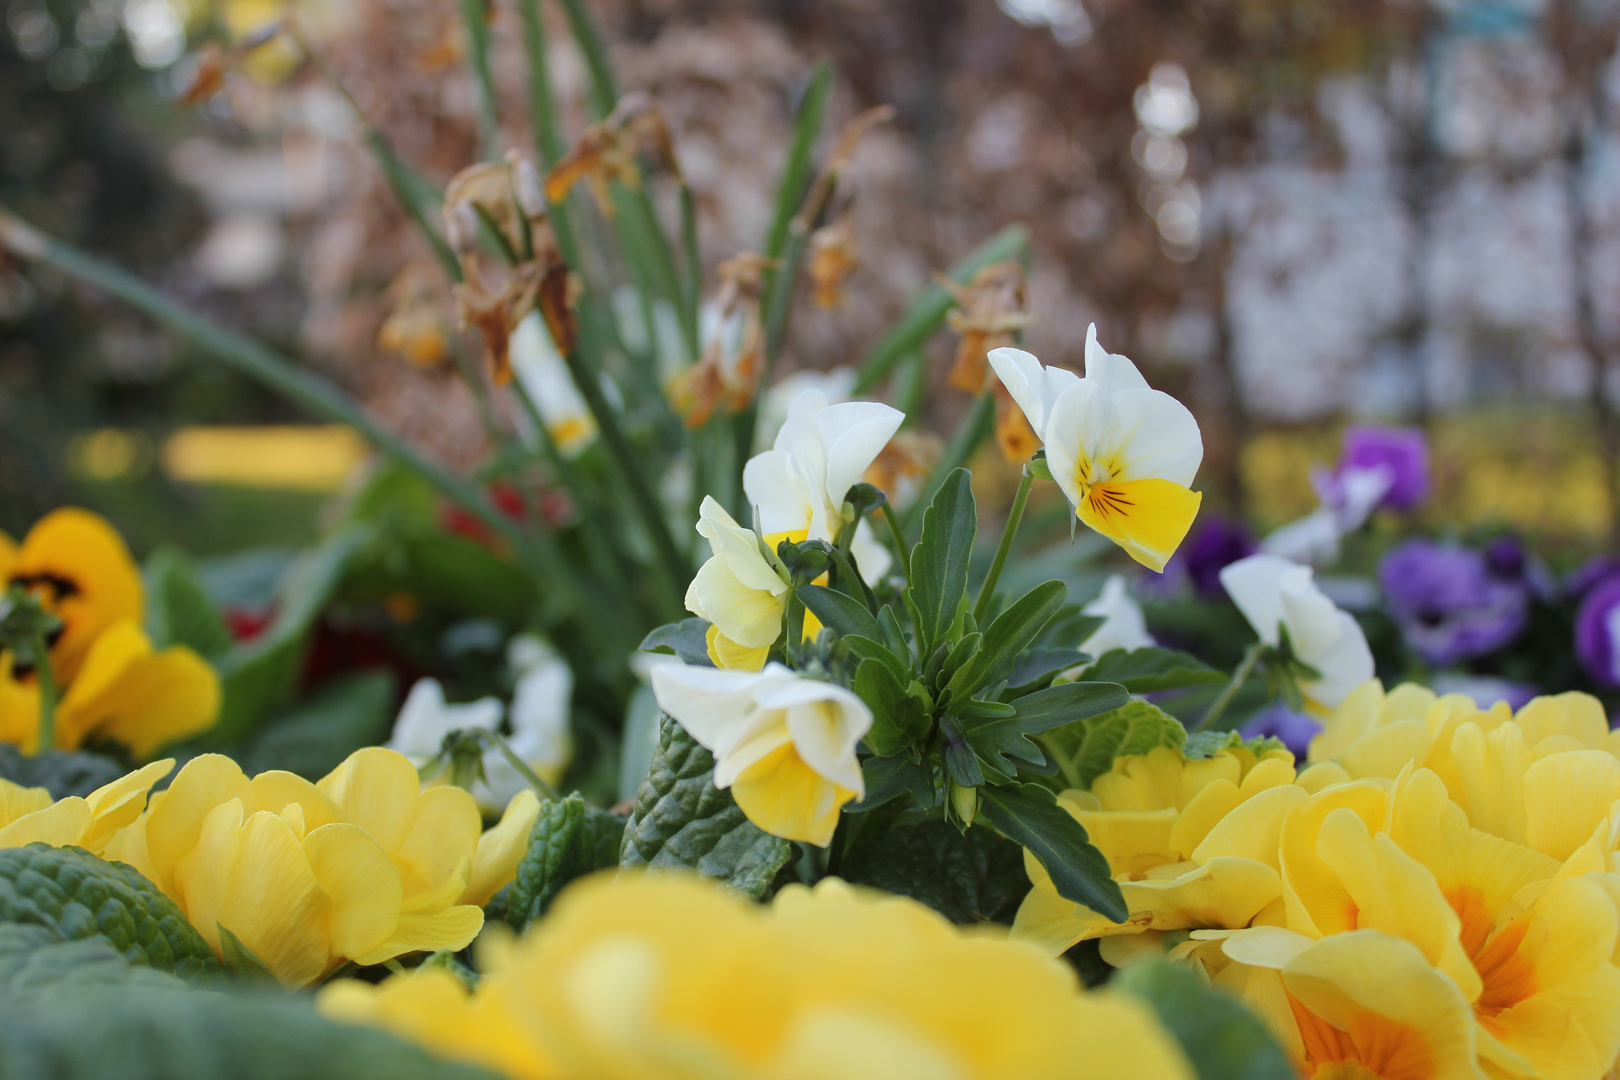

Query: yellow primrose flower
[650,662,870,846]
[0,759,171,853]
[988,325,1203,572]
[462,790,541,908]
[323,871,1197,1080]
[1013,744,1302,956]
[7,508,143,684]
[130,748,484,987]
[683,496,789,672]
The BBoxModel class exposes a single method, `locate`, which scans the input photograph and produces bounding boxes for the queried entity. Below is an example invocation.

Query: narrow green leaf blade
[975,783,1125,921]
[946,580,1066,699]
[639,618,716,667]
[907,469,975,654]
[963,680,1130,775]
[144,547,232,659]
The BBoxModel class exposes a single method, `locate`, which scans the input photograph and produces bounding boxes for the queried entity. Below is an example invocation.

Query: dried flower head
[942,261,1033,461]
[376,260,452,368]
[672,252,775,427]
[544,92,682,217]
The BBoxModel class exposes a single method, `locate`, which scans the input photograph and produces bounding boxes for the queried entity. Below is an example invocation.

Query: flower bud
[509,155,547,220]
[950,780,978,827]
[445,200,481,256]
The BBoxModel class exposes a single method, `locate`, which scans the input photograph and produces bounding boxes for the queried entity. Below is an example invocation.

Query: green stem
[554,0,619,119]
[32,635,55,755]
[880,502,910,587]
[1193,643,1266,733]
[0,210,572,599]
[679,184,702,341]
[825,542,878,615]
[482,728,561,801]
[457,0,503,158]
[972,468,1032,623]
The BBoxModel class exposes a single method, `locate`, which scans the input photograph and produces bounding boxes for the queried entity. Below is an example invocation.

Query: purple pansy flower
[1240,703,1321,759]
[1568,556,1620,599]
[1576,574,1620,688]
[1379,539,1529,666]
[1334,426,1429,512]
[1181,517,1257,597]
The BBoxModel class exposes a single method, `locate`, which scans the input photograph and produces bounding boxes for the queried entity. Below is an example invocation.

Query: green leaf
[639,618,715,667]
[0,924,187,1006]
[877,606,910,661]
[0,747,126,799]
[1005,647,1088,694]
[241,670,396,781]
[975,783,1126,922]
[799,584,881,642]
[1184,729,1287,760]
[0,845,223,983]
[840,820,1028,924]
[850,755,935,814]
[1119,961,1297,1080]
[946,580,1066,700]
[1079,647,1227,694]
[620,717,793,899]
[757,63,834,363]
[0,987,504,1079]
[845,635,909,684]
[939,714,984,789]
[963,680,1130,777]
[907,469,975,656]
[1042,699,1189,791]
[853,661,931,757]
[216,925,277,985]
[854,225,1030,393]
[144,547,233,660]
[504,793,626,930]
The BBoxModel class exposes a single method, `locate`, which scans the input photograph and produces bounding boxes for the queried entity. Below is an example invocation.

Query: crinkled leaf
[1184,728,1287,760]
[946,580,1066,700]
[241,670,396,780]
[638,618,715,667]
[145,547,233,660]
[0,747,126,799]
[1120,961,1296,1080]
[1079,647,1226,694]
[0,987,503,1079]
[907,469,975,655]
[963,681,1130,778]
[0,845,222,983]
[1043,699,1189,790]
[217,925,277,985]
[841,820,1028,924]
[505,793,626,930]
[799,585,881,642]
[975,783,1125,921]
[620,716,793,899]
[0,924,187,1006]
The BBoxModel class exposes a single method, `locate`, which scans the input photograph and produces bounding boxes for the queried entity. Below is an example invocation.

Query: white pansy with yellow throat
[684,496,790,671]
[990,325,1203,572]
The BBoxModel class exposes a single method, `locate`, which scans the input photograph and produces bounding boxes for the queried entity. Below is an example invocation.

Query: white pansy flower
[684,496,789,671]
[742,389,903,583]
[479,635,574,808]
[651,662,871,847]
[755,367,858,452]
[1219,554,1375,711]
[510,311,596,456]
[386,678,502,764]
[1079,574,1155,658]
[989,325,1203,572]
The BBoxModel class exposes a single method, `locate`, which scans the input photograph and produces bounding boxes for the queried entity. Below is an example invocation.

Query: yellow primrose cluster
[1013,681,1620,1080]
[320,871,1196,1080]
[0,746,538,988]
[0,509,220,757]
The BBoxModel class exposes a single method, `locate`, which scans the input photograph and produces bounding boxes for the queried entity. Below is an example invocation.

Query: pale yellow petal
[1522,751,1620,860]
[730,741,853,847]
[464,790,541,907]
[352,905,484,967]
[304,822,404,961]
[0,797,92,849]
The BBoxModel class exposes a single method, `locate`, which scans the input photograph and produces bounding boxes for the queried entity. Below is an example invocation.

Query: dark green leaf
[799,585,881,642]
[144,547,233,660]
[216,926,277,985]
[505,793,626,930]
[975,783,1125,921]
[0,987,503,1079]
[639,618,715,667]
[1120,962,1297,1080]
[936,631,981,694]
[1081,647,1227,694]
[946,580,1066,700]
[0,845,222,983]
[877,606,910,662]
[241,670,396,780]
[850,755,935,814]
[907,469,975,656]
[620,717,793,899]
[840,820,1028,924]
[1005,647,1088,694]
[845,635,909,683]
[854,660,905,756]
[963,680,1130,777]
[1043,699,1189,791]
[0,924,187,1006]
[939,714,984,789]
[0,747,126,799]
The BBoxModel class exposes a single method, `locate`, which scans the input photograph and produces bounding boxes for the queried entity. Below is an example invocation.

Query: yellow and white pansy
[741,389,902,583]
[989,325,1204,571]
[509,311,597,456]
[1219,554,1374,712]
[683,496,790,671]
[650,661,871,846]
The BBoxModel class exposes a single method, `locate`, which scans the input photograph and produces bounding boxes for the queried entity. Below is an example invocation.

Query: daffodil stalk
[972,465,1034,622]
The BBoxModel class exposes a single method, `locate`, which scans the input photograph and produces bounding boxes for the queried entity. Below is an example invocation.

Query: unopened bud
[509,154,547,218]
[445,200,481,256]
[950,780,978,827]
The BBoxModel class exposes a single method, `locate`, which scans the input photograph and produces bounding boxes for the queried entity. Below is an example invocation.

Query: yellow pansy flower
[128,748,484,987]
[7,508,143,684]
[989,326,1203,572]
[649,662,870,846]
[0,759,171,853]
[683,497,789,672]
[1013,744,1302,956]
[322,871,1197,1080]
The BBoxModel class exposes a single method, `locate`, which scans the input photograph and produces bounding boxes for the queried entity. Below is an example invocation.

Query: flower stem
[31,636,55,755]
[972,468,1033,623]
[481,728,561,802]
[1193,643,1266,733]
[880,502,910,586]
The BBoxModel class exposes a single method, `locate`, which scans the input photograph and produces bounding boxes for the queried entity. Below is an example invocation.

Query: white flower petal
[684,556,787,648]
[1083,323,1150,394]
[1080,575,1155,656]
[1219,554,1296,646]
[697,497,785,596]
[650,663,775,756]
[988,347,1081,445]
[850,518,892,585]
[1104,388,1203,487]
[783,700,867,795]
[1278,576,1345,662]
[817,401,904,516]
[1039,379,1100,510]
[1300,610,1375,709]
[386,679,502,761]
[742,449,813,537]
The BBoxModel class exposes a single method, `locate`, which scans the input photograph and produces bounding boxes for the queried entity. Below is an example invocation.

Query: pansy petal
[816,401,904,513]
[1077,478,1202,573]
[1106,388,1203,488]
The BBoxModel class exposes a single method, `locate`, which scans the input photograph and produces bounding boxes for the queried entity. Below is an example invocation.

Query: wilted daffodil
[1014,743,1303,957]
[683,496,789,671]
[0,759,171,853]
[123,748,484,987]
[510,312,596,456]
[322,872,1197,1080]
[651,662,870,846]
[989,325,1204,571]
[1220,554,1374,712]
[673,253,773,428]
